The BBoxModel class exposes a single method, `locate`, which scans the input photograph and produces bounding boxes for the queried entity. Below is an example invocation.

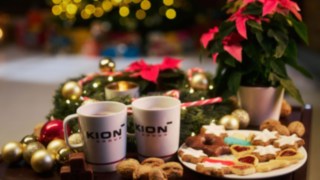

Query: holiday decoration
[31,149,55,173]
[61,81,82,100]
[99,57,115,72]
[20,134,37,148]
[68,133,84,151]
[181,97,222,108]
[219,115,240,130]
[47,139,67,155]
[231,109,250,128]
[60,153,93,180]
[23,142,45,164]
[33,122,45,138]
[81,98,98,106]
[39,120,65,145]
[190,72,209,90]
[1,142,23,164]
[57,147,72,164]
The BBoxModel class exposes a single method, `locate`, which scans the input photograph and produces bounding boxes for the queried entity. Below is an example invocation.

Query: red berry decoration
[39,120,66,145]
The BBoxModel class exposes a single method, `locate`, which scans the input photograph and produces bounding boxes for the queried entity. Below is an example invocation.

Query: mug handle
[63,114,84,149]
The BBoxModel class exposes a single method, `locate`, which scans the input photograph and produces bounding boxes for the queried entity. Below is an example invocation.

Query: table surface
[0,105,312,180]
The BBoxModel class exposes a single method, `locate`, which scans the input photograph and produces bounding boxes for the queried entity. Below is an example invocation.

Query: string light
[85,4,95,15]
[0,28,3,40]
[94,7,104,17]
[209,85,214,90]
[102,1,113,12]
[66,3,78,15]
[163,0,174,6]
[136,9,146,20]
[52,0,62,4]
[81,10,91,19]
[119,6,130,17]
[165,8,176,19]
[140,0,151,10]
[52,5,63,16]
[108,76,114,82]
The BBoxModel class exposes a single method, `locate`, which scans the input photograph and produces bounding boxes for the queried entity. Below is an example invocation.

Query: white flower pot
[238,86,284,126]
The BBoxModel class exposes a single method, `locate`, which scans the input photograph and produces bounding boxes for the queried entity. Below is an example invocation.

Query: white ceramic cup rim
[76,101,127,117]
[132,96,181,111]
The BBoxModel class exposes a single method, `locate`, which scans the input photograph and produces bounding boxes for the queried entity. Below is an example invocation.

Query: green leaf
[255,31,271,57]
[243,3,262,15]
[218,21,236,38]
[270,60,288,78]
[227,71,242,94]
[267,29,288,58]
[288,15,309,45]
[247,20,263,31]
[284,41,313,78]
[279,78,304,104]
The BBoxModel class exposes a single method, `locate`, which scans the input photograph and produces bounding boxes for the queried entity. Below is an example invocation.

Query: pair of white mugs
[63,96,181,172]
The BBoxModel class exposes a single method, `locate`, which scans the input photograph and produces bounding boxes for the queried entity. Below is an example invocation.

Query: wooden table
[0,105,312,180]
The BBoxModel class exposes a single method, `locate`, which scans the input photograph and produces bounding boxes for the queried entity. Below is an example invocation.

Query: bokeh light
[119,6,130,17]
[140,0,151,10]
[66,3,78,15]
[136,9,146,20]
[94,7,104,17]
[163,0,174,6]
[102,1,113,12]
[165,8,176,19]
[52,5,63,16]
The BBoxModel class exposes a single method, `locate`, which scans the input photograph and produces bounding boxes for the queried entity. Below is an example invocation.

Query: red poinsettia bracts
[200,27,219,48]
[126,57,181,83]
[260,0,302,21]
[228,7,264,39]
[222,32,244,62]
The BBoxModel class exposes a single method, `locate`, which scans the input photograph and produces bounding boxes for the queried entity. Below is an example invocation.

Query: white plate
[178,130,307,179]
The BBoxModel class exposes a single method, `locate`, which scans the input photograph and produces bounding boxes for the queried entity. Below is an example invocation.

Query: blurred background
[0,0,319,179]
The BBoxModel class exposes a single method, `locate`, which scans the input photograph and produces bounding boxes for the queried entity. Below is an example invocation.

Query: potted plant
[200,0,312,125]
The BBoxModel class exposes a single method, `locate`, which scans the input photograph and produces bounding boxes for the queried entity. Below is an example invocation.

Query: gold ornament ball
[56,147,72,164]
[1,142,23,164]
[219,115,240,130]
[23,142,45,164]
[81,99,98,106]
[68,133,83,151]
[33,122,45,139]
[47,139,67,155]
[20,134,37,148]
[31,149,55,173]
[190,72,208,90]
[61,81,82,100]
[232,109,250,128]
[99,57,115,72]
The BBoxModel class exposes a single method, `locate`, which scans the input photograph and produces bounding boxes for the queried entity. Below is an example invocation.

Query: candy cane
[181,97,222,108]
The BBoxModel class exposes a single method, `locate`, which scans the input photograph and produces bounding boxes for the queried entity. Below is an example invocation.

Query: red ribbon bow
[126,57,181,83]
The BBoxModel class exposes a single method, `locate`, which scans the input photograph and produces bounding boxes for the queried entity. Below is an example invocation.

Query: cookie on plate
[276,148,304,162]
[196,161,231,177]
[230,145,254,157]
[178,146,207,164]
[252,129,279,146]
[273,134,305,150]
[200,124,227,138]
[252,145,281,162]
[230,163,256,176]
[236,154,259,166]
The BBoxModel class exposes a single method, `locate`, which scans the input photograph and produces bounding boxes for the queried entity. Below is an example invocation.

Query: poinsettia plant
[201,0,312,104]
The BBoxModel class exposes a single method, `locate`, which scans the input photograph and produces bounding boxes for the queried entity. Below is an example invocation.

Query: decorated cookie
[201,157,235,166]
[230,163,256,176]
[196,158,234,176]
[276,148,304,162]
[178,146,207,164]
[256,159,291,172]
[224,137,251,146]
[236,154,259,166]
[252,145,281,162]
[200,124,227,138]
[230,145,254,157]
[252,129,279,146]
[273,134,305,150]
[186,134,230,156]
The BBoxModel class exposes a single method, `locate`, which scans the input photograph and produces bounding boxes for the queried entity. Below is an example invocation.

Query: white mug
[132,96,181,160]
[63,101,127,172]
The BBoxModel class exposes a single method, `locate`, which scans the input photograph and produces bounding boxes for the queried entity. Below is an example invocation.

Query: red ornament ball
[39,120,65,145]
